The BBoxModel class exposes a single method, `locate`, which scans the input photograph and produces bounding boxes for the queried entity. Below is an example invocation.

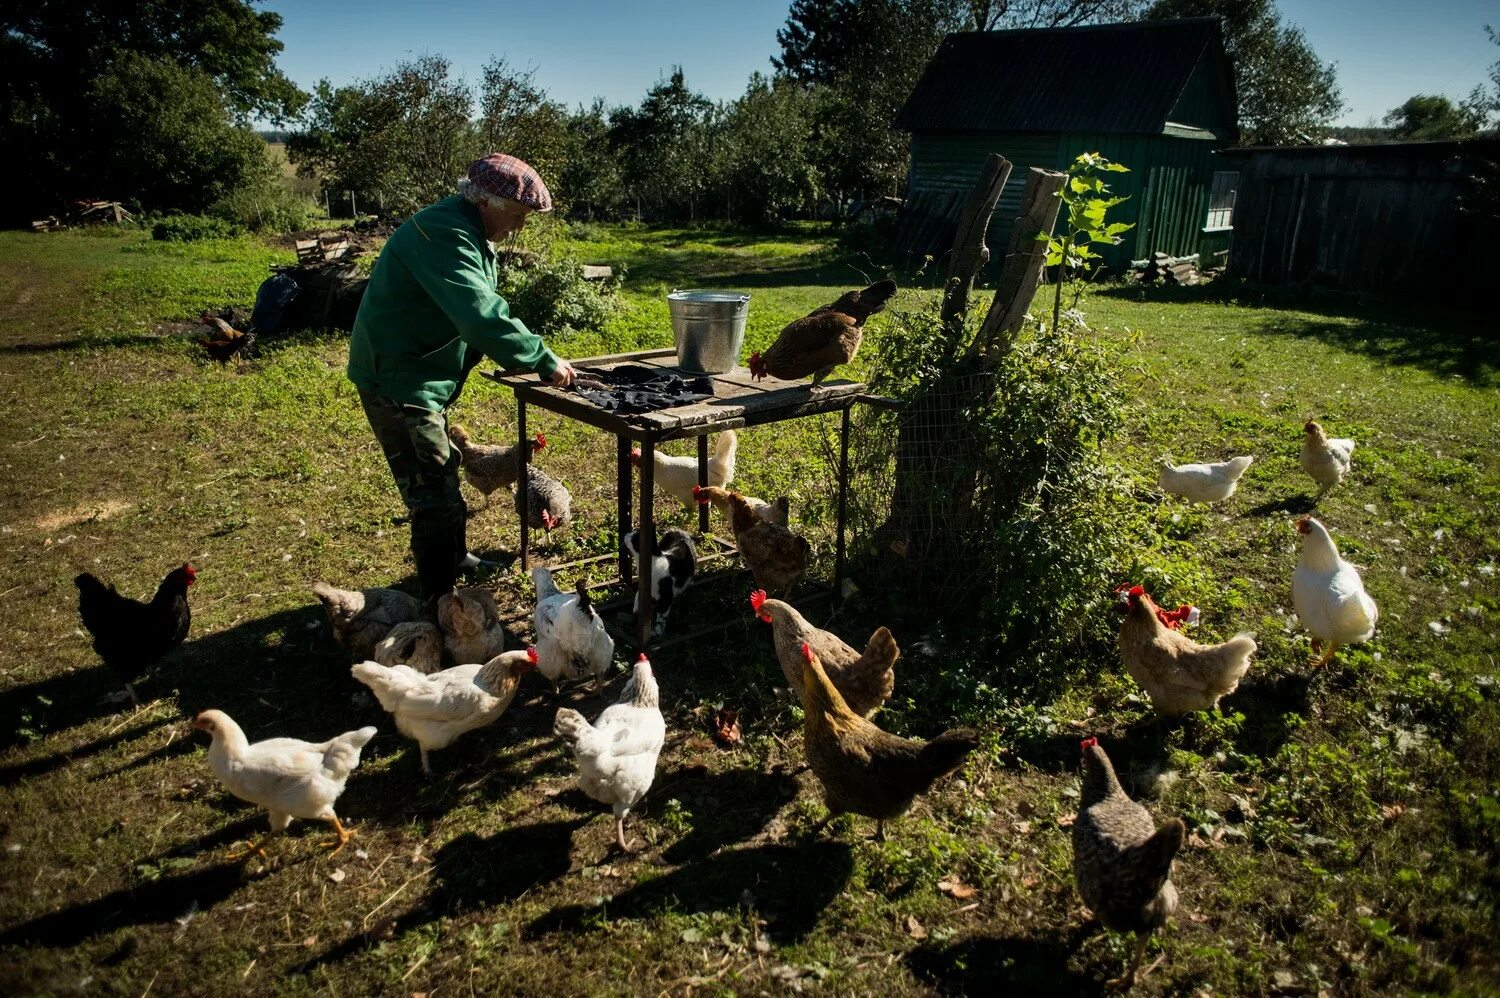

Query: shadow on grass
[905,930,1097,995]
[1242,493,1316,518]
[0,716,171,785]
[657,766,802,863]
[0,862,260,949]
[296,818,586,974]
[1094,281,1499,388]
[524,841,852,943]
[1,584,418,756]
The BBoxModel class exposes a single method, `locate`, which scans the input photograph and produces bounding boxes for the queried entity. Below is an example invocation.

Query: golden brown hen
[749,279,897,385]
[800,642,977,840]
[1114,584,1256,716]
[751,589,897,717]
[200,312,254,363]
[695,486,810,593]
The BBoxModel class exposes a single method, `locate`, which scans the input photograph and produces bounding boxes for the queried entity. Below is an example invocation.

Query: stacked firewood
[1138,251,1200,286]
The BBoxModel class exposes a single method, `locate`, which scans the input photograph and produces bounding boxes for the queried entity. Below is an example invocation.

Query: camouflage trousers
[358,390,467,602]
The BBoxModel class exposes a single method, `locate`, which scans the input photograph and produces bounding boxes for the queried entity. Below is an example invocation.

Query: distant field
[0,224,1495,994]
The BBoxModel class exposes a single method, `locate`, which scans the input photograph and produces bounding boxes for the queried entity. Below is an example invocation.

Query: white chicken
[1293,516,1378,668]
[351,648,537,775]
[1156,455,1254,503]
[192,709,376,857]
[437,587,506,665]
[1301,421,1355,497]
[532,566,615,690]
[553,654,666,852]
[633,430,736,508]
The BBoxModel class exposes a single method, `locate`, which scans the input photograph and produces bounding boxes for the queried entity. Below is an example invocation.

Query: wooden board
[481,348,866,438]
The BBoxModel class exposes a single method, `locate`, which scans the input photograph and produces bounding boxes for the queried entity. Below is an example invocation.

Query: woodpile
[1137,251,1200,286]
[31,200,133,231]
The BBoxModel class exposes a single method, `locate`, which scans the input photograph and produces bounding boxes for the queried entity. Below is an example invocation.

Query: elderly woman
[348,154,576,604]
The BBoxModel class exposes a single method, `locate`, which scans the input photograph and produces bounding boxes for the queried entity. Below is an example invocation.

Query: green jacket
[348,194,560,410]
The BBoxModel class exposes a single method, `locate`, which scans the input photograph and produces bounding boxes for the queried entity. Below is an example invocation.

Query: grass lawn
[0,223,1496,995]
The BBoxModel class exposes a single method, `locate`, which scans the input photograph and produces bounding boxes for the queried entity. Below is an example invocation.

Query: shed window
[1204,171,1237,230]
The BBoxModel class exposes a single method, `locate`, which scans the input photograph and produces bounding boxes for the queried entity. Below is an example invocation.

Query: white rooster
[1156,455,1254,504]
[1301,421,1355,498]
[553,654,666,852]
[1293,516,1378,668]
[351,648,537,775]
[192,709,376,858]
[633,430,737,508]
[532,566,615,690]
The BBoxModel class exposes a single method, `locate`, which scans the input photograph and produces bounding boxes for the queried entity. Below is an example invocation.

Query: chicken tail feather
[914,728,980,786]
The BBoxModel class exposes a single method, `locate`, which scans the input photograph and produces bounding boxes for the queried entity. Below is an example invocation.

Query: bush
[496,256,622,337]
[848,301,1147,708]
[152,214,245,242]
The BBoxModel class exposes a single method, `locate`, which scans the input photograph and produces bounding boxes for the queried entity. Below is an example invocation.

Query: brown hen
[1073,737,1185,987]
[800,642,977,840]
[695,486,809,593]
[312,582,425,661]
[749,279,897,385]
[751,589,896,717]
[436,587,505,664]
[1114,584,1256,716]
[199,312,254,363]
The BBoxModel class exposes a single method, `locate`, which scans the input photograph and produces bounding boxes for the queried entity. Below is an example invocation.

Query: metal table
[481,348,867,651]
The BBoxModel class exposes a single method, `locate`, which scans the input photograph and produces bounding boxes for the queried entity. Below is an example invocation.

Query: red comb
[1080,736,1098,750]
[526,646,539,663]
[534,432,546,449]
[801,641,813,662]
[637,653,648,663]
[749,589,767,612]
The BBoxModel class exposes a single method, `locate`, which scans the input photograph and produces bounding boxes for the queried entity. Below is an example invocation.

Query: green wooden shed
[891,18,1239,275]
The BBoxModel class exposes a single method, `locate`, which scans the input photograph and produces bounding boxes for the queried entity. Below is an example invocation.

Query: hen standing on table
[347,154,577,607]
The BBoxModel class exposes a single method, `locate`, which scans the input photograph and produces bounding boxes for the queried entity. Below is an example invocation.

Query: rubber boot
[411,507,461,604]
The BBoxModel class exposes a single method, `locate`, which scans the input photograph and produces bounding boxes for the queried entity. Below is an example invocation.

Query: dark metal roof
[893,18,1230,135]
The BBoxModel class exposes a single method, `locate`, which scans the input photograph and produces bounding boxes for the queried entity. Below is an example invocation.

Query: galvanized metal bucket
[667,289,750,374]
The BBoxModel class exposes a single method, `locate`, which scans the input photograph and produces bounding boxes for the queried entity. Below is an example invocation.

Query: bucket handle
[669,289,751,304]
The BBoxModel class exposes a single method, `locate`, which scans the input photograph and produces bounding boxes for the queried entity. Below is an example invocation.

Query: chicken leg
[614,814,635,853]
[227,835,273,862]
[420,747,433,776]
[1310,641,1340,669]
[320,816,355,854]
[1106,932,1151,990]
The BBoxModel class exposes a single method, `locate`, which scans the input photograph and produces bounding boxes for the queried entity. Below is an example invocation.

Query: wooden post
[972,168,1068,359]
[939,153,1012,346]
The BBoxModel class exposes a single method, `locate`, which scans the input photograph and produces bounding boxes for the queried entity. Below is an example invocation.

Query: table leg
[617,435,633,584]
[636,436,656,651]
[834,406,850,603]
[697,434,710,534]
[518,400,529,573]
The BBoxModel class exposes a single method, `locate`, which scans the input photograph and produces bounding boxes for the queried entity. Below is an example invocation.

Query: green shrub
[151,214,245,242]
[496,256,622,337]
[850,302,1148,709]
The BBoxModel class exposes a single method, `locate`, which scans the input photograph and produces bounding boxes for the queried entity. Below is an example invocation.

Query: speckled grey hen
[1073,737,1185,988]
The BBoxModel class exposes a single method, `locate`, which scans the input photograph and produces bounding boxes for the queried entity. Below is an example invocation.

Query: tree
[961,0,1147,29]
[2,0,307,217]
[561,101,625,219]
[608,69,716,221]
[775,0,956,202]
[289,57,476,216]
[1146,0,1343,144]
[718,74,822,224]
[1383,95,1487,141]
[477,59,572,203]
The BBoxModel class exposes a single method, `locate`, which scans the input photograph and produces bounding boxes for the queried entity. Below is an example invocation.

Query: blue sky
[261,0,1496,126]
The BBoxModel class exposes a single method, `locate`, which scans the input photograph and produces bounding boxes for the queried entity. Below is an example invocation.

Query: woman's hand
[548,361,577,388]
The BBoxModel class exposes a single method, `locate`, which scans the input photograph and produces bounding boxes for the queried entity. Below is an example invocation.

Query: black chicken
[75,563,196,703]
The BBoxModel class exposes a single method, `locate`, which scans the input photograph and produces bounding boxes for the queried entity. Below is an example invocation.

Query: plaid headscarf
[467,154,552,213]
